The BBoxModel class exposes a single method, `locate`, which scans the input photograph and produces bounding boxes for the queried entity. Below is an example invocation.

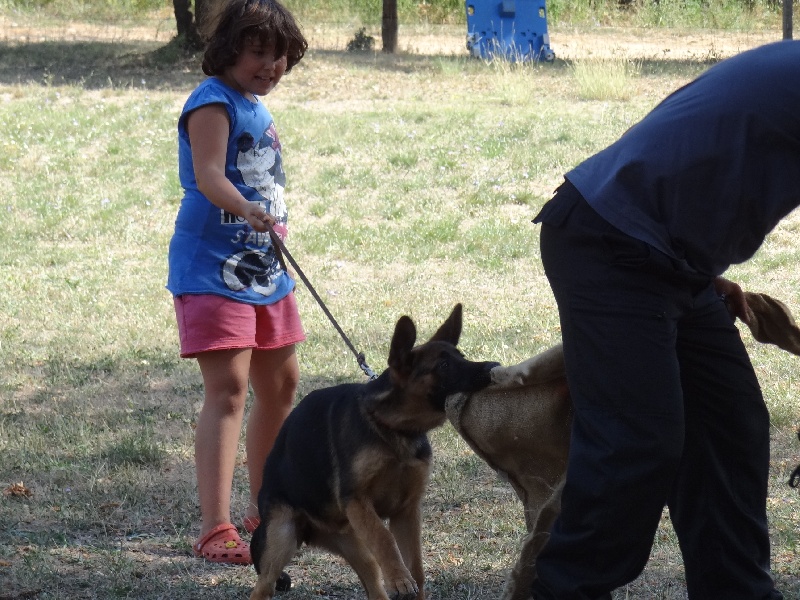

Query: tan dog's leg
[346,499,419,600]
[250,506,299,600]
[389,503,425,600]
[501,478,565,600]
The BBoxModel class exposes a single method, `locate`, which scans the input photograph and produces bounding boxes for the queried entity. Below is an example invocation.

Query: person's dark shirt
[557,41,800,276]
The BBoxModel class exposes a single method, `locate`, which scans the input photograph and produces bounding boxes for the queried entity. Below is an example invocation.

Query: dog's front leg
[346,499,419,600]
[389,504,425,600]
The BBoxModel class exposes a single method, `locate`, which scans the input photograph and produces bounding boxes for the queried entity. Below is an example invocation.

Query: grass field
[0,14,798,599]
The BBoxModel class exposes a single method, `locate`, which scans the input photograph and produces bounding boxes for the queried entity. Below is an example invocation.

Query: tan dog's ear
[743,292,800,356]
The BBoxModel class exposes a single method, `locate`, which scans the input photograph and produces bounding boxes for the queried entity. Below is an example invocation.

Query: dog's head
[370,304,498,433]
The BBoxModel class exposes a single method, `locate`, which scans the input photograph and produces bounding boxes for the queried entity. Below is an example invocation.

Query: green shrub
[0,0,783,28]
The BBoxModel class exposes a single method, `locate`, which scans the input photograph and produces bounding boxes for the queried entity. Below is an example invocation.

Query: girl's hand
[244,204,276,233]
[714,276,751,325]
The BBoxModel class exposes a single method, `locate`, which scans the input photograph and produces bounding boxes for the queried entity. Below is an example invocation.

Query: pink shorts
[174,293,306,358]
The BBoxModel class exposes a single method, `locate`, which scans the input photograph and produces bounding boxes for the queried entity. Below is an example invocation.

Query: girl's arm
[186,103,274,232]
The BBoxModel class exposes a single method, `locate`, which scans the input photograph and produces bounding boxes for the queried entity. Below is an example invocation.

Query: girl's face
[222,37,287,99]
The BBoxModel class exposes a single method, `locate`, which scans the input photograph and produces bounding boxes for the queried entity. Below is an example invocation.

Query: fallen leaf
[3,482,32,498]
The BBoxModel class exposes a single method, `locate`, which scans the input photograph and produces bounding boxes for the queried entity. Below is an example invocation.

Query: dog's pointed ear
[388,315,417,373]
[428,303,463,346]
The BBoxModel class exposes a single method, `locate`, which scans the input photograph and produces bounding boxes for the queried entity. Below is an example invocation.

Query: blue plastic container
[465,0,555,62]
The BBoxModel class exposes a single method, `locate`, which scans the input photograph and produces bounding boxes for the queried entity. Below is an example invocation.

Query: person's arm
[714,276,751,325]
[186,103,274,232]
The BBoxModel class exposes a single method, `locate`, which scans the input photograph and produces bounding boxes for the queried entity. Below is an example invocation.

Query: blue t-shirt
[549,41,800,276]
[167,77,294,304]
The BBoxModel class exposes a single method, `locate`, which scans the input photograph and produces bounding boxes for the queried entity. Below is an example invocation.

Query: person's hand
[243,204,276,233]
[714,276,751,325]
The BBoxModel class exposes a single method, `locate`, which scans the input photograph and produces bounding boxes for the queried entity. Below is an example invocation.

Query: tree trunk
[172,0,202,49]
[783,0,793,40]
[382,0,398,53]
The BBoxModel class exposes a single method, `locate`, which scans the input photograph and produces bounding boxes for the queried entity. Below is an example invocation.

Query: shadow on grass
[0,37,721,91]
[0,39,204,90]
[2,343,799,598]
[0,345,379,598]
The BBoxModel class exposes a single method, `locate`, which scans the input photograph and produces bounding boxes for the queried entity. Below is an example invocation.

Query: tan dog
[446,291,800,600]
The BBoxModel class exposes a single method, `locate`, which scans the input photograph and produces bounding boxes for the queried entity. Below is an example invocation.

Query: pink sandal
[194,523,252,565]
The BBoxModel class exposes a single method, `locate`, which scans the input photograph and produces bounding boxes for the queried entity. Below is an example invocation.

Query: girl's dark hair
[201,0,308,76]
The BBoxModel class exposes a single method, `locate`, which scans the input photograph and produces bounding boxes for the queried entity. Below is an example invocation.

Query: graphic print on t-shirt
[220,123,287,296]
[222,249,282,296]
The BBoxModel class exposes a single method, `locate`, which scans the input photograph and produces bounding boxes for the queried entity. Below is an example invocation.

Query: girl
[167,0,308,565]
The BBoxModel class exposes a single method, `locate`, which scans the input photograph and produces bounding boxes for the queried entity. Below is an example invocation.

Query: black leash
[266,223,378,380]
[790,429,800,489]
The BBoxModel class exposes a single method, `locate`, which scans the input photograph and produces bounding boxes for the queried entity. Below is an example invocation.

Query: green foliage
[282,0,467,24]
[631,0,780,29]
[346,26,375,52]
[0,0,165,20]
[0,0,785,28]
[546,0,782,27]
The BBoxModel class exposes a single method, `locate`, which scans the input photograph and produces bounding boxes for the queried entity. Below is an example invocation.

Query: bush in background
[0,0,785,30]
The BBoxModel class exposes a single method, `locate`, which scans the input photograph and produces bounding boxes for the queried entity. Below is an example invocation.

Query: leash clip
[358,353,379,381]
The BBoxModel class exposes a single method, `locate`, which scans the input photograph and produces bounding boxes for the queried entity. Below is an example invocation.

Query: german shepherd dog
[249,304,499,600]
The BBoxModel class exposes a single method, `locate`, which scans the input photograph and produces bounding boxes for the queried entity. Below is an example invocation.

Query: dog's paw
[489,364,523,389]
[489,345,566,389]
[384,573,419,600]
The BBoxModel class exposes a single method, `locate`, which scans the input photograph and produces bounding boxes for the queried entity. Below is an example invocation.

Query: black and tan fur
[249,304,498,600]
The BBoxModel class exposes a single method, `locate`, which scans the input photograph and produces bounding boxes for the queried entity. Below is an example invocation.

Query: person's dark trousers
[530,189,781,600]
